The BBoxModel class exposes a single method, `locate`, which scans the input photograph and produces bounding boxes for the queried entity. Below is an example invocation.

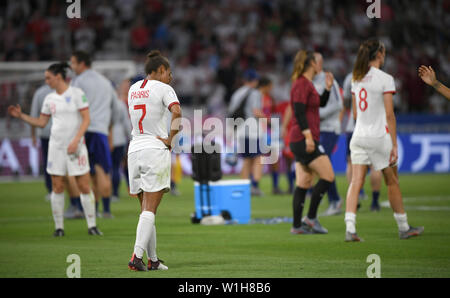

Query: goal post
[0,60,137,85]
[0,60,138,139]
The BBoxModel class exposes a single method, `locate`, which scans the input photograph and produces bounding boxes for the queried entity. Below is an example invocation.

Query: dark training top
[289,75,330,143]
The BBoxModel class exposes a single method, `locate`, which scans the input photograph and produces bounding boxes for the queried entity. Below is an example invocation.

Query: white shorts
[128,148,171,194]
[350,134,392,171]
[47,143,90,176]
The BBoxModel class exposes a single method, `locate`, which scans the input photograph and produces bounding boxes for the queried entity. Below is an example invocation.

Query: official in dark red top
[289,75,322,143]
[288,50,336,235]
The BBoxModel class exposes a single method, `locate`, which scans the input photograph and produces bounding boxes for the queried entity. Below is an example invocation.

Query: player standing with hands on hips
[127,51,182,271]
[8,63,101,237]
[344,39,424,241]
[289,50,335,235]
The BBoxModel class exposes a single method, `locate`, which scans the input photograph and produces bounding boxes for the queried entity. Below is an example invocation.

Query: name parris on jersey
[130,90,150,100]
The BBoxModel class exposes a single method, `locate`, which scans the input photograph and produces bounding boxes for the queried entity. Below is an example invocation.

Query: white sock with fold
[394,212,409,232]
[133,211,155,259]
[345,212,356,234]
[80,191,96,229]
[50,192,65,230]
[147,224,158,262]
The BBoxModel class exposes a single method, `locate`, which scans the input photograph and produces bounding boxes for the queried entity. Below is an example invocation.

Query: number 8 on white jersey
[351,66,396,139]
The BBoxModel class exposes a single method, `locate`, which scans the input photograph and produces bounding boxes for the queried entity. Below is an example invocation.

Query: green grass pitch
[0,173,449,278]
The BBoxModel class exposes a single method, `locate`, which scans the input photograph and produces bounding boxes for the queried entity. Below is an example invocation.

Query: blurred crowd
[1,0,449,114]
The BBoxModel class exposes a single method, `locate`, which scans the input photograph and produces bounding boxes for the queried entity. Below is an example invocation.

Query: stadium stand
[1,0,449,114]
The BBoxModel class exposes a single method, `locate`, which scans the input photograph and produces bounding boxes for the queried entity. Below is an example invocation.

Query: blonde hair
[291,50,315,81]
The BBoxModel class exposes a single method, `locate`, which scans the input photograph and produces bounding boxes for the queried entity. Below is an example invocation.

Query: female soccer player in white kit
[344,39,424,241]
[127,51,182,271]
[8,63,101,237]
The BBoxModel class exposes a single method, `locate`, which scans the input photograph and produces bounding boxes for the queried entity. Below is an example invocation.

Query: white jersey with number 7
[351,66,396,138]
[128,79,180,154]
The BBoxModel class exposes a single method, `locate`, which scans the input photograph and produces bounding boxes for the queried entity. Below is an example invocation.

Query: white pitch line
[0,216,53,223]
[380,196,450,211]
[401,196,450,201]
[405,206,450,211]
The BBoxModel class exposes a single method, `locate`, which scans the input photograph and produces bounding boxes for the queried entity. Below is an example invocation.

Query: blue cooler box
[194,179,251,224]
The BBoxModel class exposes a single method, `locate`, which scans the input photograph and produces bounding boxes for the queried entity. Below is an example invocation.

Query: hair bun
[144,50,170,75]
[147,50,162,59]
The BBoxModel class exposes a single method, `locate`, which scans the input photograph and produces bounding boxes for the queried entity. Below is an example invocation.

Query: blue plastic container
[194,179,251,224]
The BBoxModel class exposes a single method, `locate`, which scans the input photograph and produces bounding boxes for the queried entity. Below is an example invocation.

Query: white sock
[394,212,409,232]
[345,212,356,234]
[50,192,65,230]
[147,224,158,262]
[80,191,96,229]
[133,211,155,259]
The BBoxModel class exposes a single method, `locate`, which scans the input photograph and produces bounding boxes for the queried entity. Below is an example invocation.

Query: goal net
[0,61,138,140]
[0,61,138,176]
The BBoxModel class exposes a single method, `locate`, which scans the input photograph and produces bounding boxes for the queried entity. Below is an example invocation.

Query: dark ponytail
[145,50,170,75]
[353,39,384,81]
[47,62,71,80]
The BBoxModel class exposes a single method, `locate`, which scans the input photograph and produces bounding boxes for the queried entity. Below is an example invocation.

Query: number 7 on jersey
[134,104,146,134]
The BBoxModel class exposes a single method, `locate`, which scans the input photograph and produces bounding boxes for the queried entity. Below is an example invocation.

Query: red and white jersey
[127,79,180,153]
[41,86,89,149]
[351,67,396,138]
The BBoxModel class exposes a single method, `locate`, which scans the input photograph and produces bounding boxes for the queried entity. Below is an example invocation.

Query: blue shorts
[319,132,340,157]
[84,132,112,175]
[239,137,262,158]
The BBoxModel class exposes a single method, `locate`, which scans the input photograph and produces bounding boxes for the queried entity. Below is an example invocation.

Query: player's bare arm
[351,93,357,121]
[31,126,37,147]
[384,93,398,166]
[339,108,345,123]
[324,72,333,91]
[157,103,182,149]
[303,129,315,153]
[67,108,90,155]
[281,106,292,139]
[418,65,450,100]
[316,72,334,110]
[8,104,50,128]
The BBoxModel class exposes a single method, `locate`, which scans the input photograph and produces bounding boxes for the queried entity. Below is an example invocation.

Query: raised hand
[325,72,334,91]
[8,104,22,118]
[418,65,437,86]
